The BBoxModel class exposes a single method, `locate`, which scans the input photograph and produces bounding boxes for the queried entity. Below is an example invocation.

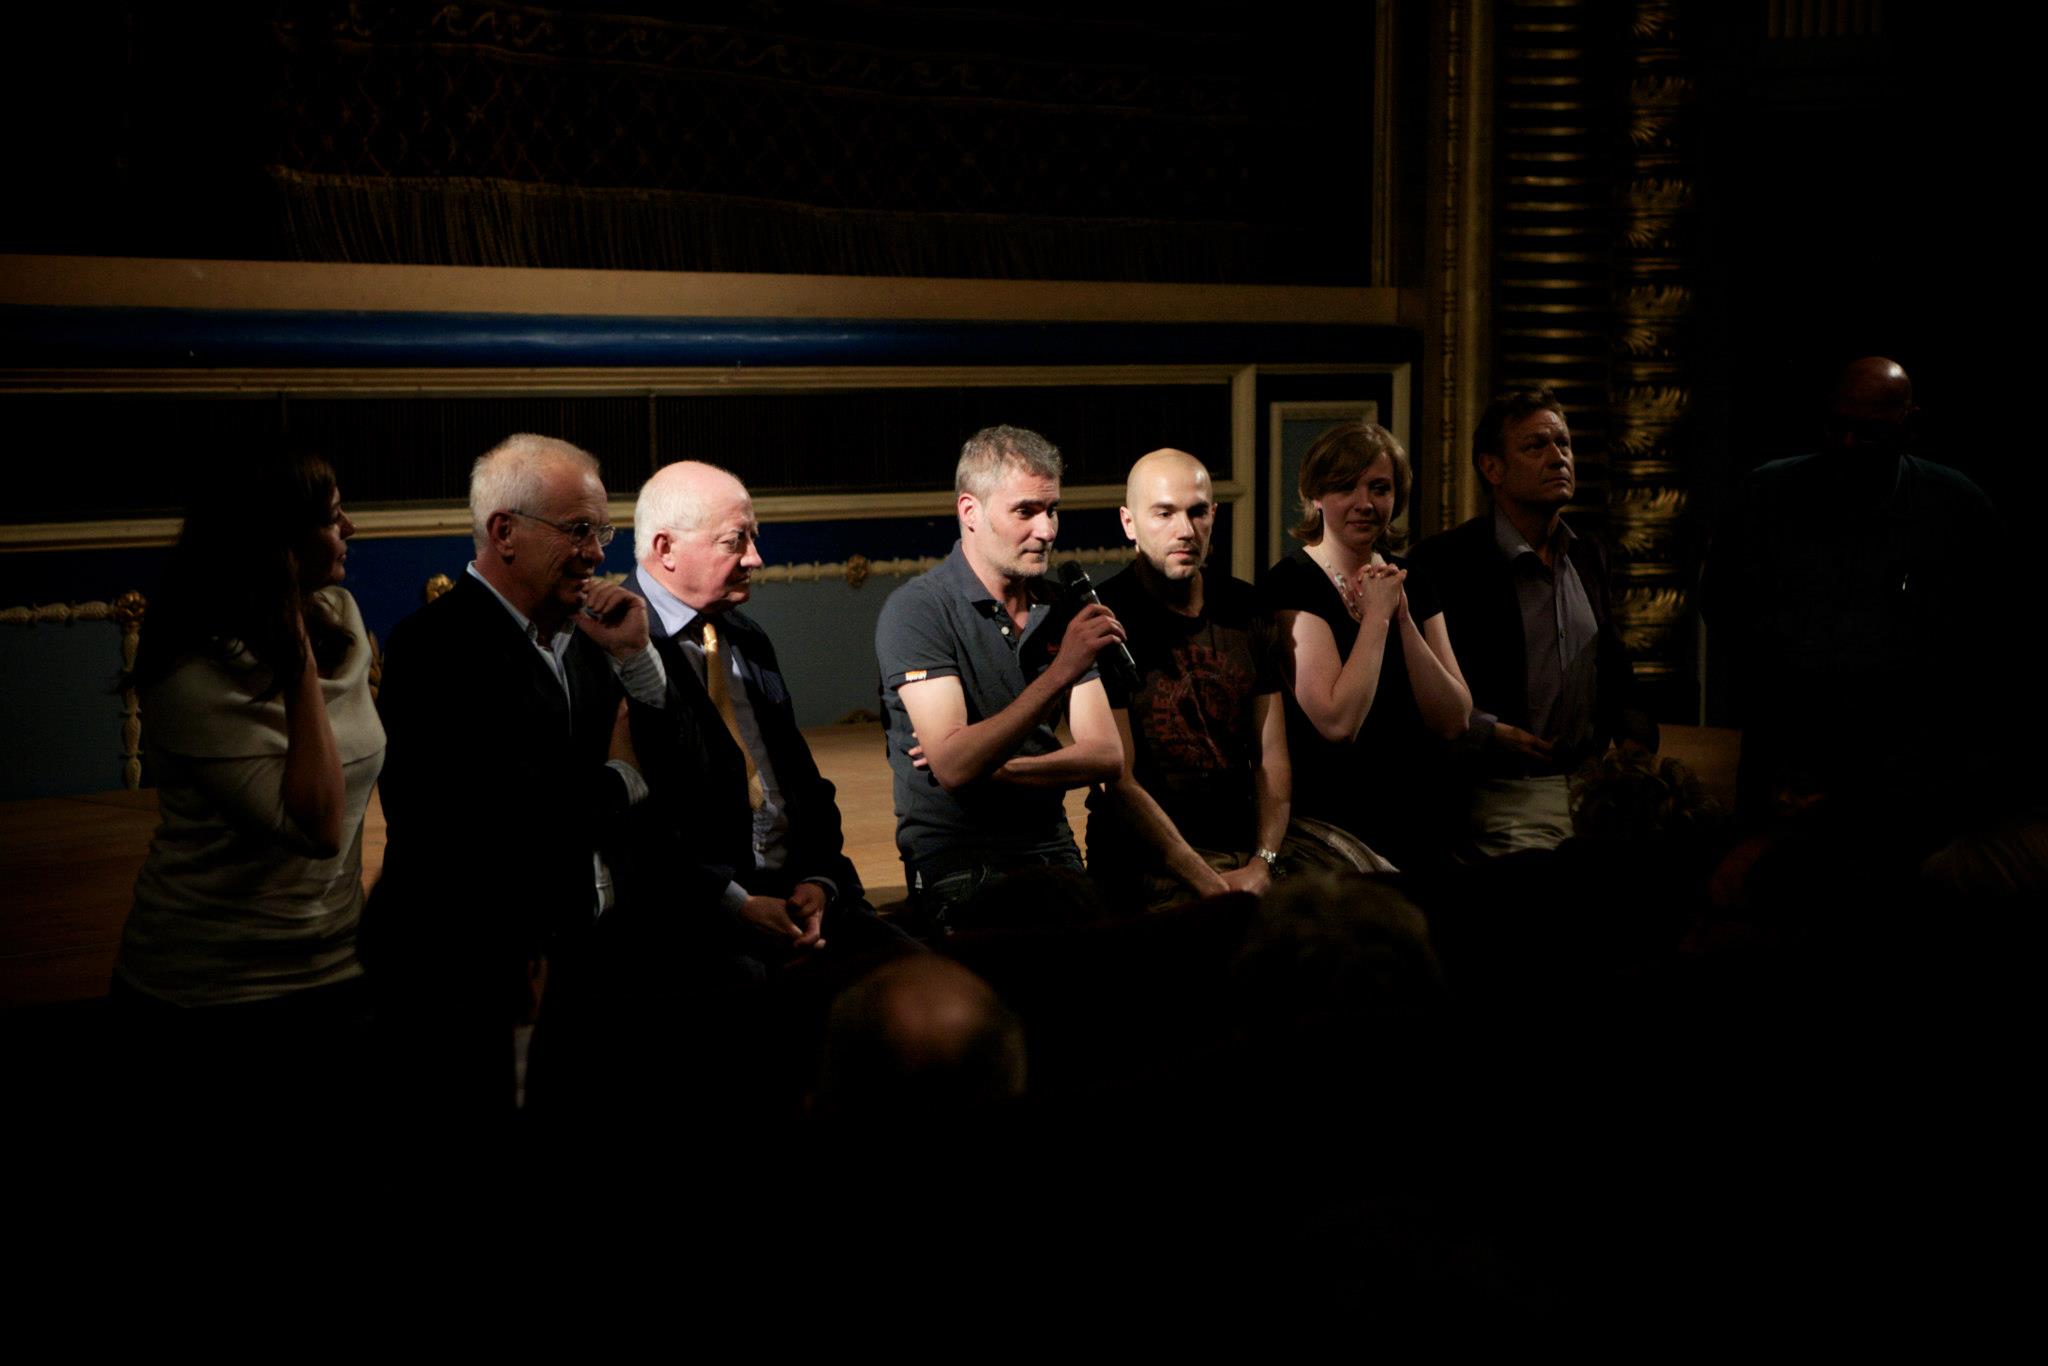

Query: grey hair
[955,425,1063,504]
[469,433,601,552]
[633,460,743,563]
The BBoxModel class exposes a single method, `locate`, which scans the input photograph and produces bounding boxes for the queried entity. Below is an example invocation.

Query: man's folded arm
[990,677,1123,789]
[897,669,1077,791]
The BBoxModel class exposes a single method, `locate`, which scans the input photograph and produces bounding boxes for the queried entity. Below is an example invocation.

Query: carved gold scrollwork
[1619,221,1678,251]
[1612,585,1689,654]
[1617,323,1670,355]
[1613,385,1690,422]
[1609,459,1684,484]
[1625,179,1695,214]
[1611,0,1699,697]
[2,601,114,626]
[1618,285,1693,318]
[1629,74,1695,106]
[1610,427,1682,459]
[1627,112,1677,148]
[1612,487,1687,518]
[1609,488,1690,555]
[113,590,147,632]
[114,591,146,789]
[1631,4,1680,40]
[752,544,1134,588]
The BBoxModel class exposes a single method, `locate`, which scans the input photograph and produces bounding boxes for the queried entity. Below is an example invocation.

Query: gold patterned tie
[699,620,765,811]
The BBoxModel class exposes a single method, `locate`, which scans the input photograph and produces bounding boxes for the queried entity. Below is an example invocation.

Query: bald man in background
[1705,356,2006,827]
[1086,449,1294,909]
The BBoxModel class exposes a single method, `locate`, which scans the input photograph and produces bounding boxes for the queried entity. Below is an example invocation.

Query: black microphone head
[1056,559,1090,590]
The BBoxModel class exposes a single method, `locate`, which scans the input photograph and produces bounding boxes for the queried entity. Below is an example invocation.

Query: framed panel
[1259,361,1413,570]
[1267,401,1381,570]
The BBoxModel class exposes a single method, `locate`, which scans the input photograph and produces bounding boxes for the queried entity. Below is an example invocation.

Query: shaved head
[1121,447,1216,594]
[1833,356,1914,416]
[1125,448,1210,510]
[1825,356,1917,465]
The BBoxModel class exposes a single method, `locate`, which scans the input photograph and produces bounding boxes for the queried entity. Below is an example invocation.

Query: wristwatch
[1254,848,1280,869]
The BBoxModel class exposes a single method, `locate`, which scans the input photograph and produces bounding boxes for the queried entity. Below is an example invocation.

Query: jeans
[906,845,1086,938]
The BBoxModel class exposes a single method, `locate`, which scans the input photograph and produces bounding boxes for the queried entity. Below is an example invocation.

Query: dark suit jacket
[625,568,864,905]
[1408,513,1658,777]
[363,572,726,985]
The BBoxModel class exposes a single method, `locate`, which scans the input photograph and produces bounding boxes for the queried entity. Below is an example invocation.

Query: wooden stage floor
[0,722,1739,1009]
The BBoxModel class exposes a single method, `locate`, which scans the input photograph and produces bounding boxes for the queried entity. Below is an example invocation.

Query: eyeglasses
[507,509,616,547]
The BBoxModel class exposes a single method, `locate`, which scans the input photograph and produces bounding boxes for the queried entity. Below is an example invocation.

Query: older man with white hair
[366,433,714,1120]
[626,459,892,963]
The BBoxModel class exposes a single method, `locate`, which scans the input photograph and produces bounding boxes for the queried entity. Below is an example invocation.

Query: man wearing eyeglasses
[366,432,727,1124]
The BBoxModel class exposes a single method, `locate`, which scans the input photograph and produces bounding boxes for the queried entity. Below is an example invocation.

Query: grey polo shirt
[875,540,1097,869]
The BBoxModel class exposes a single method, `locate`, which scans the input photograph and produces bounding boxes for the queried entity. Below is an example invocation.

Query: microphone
[1056,560,1139,685]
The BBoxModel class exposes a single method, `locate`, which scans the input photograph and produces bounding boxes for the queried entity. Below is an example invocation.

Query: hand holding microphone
[1056,560,1137,689]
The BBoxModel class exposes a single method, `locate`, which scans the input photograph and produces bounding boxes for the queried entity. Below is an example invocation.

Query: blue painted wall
[0,502,1174,798]
[0,617,131,798]
[1,306,1409,371]
[2,301,1340,796]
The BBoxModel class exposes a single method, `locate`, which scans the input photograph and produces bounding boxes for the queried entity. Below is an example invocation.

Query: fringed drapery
[270,168,1266,281]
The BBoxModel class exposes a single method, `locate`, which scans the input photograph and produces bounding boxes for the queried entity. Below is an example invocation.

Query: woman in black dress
[1257,421,1470,868]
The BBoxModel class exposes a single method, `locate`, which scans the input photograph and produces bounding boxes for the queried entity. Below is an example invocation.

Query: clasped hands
[1331,561,1409,625]
[740,882,828,957]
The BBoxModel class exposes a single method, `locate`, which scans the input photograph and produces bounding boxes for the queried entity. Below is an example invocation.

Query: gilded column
[1607,1,1696,705]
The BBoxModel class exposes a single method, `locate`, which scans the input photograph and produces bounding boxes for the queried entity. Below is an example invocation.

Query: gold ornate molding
[1765,0,1884,40]
[0,362,1252,397]
[0,517,191,554]
[1433,0,1494,533]
[1608,0,1698,702]
[411,546,1138,601]
[0,254,1400,326]
[1609,487,1690,557]
[755,544,1135,590]
[0,600,127,628]
[0,482,1163,554]
[112,591,145,789]
[1613,584,1687,667]
[1370,0,1397,287]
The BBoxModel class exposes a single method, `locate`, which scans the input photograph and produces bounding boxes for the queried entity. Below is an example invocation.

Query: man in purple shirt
[1409,389,1658,857]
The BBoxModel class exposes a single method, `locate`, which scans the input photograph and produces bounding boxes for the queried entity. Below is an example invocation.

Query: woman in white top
[113,450,386,1118]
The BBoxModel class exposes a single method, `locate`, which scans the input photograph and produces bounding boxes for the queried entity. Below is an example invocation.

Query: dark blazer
[365,571,761,1117]
[1408,513,1658,774]
[364,572,726,978]
[624,568,864,904]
